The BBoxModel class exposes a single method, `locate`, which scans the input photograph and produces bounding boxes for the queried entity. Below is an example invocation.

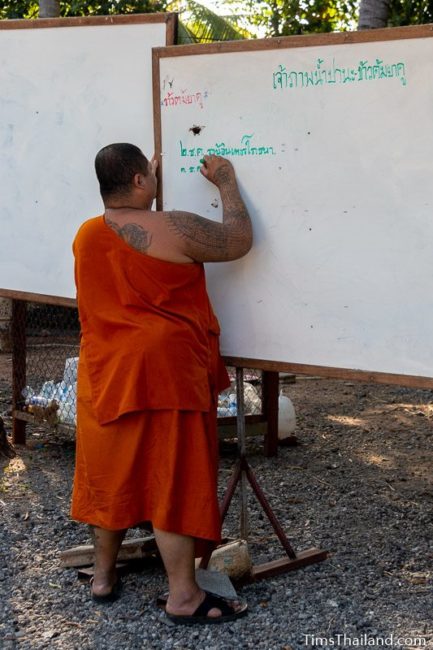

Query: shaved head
[95,143,149,201]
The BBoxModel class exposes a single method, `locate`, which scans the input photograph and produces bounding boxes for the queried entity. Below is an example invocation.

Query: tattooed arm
[166,155,253,263]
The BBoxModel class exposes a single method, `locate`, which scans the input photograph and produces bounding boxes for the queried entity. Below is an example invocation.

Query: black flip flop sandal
[156,592,169,609]
[166,590,248,625]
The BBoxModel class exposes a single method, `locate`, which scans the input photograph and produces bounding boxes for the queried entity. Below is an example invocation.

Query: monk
[71,143,253,625]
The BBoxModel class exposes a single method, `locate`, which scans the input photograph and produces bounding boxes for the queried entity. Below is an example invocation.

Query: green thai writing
[180,165,203,174]
[273,57,407,90]
[179,134,276,159]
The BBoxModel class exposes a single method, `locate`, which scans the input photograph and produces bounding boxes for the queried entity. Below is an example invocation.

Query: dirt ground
[1,349,432,648]
[282,373,433,495]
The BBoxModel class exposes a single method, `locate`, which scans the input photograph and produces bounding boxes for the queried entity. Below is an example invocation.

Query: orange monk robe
[71,216,230,548]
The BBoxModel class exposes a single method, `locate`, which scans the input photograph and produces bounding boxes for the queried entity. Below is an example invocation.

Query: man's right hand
[200,155,236,188]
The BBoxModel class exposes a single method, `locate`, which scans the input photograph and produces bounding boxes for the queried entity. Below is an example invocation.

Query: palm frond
[169,0,252,43]
[176,19,199,43]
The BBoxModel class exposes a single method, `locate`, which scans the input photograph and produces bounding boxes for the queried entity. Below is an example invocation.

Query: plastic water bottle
[21,386,35,404]
[29,395,50,407]
[228,393,237,416]
[278,390,296,439]
[40,381,56,401]
[56,381,69,401]
[58,401,75,424]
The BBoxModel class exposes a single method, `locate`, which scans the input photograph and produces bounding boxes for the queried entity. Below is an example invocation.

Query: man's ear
[134,173,147,189]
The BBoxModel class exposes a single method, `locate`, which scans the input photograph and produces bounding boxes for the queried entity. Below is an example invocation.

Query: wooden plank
[251,547,328,581]
[153,23,165,210]
[262,371,279,457]
[11,301,27,445]
[153,23,433,60]
[0,13,178,31]
[14,409,268,438]
[223,357,433,390]
[165,12,178,47]
[13,410,75,433]
[218,414,267,426]
[60,536,158,568]
[0,289,76,307]
[218,421,267,439]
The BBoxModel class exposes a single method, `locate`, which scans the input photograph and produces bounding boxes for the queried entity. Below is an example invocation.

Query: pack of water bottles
[217,390,238,417]
[217,382,261,417]
[22,357,78,425]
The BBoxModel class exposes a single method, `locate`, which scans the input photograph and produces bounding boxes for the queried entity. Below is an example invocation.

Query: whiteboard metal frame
[153,25,433,388]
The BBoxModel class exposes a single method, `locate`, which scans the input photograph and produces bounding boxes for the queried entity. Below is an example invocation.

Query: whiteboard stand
[201,367,328,582]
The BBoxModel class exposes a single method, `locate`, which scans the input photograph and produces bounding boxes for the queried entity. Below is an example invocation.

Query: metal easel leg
[216,366,328,582]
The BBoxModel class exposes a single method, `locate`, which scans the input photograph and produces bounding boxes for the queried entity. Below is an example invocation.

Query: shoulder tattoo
[106,218,153,254]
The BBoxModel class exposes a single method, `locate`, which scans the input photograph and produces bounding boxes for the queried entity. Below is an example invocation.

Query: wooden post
[0,298,12,352]
[11,300,27,445]
[262,370,279,457]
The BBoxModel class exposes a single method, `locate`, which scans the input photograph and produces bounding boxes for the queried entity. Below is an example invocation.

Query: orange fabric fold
[73,216,229,424]
[71,347,222,548]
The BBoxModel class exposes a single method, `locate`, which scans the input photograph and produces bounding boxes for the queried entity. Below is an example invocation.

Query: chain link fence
[11,301,263,433]
[13,303,80,430]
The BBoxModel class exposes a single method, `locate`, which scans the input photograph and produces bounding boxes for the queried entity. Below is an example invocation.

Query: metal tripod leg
[201,367,328,579]
[234,367,327,579]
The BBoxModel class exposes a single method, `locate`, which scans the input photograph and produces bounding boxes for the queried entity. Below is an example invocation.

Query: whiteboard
[0,15,174,300]
[155,27,433,384]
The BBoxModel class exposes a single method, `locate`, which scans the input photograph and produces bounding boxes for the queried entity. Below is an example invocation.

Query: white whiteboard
[0,15,173,300]
[156,28,433,382]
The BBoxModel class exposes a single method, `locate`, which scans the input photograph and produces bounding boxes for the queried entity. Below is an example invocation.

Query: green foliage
[63,0,166,17]
[228,1,359,37]
[176,19,197,43]
[388,0,433,26]
[0,1,38,19]
[170,0,251,42]
[0,0,166,19]
[2,0,433,32]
